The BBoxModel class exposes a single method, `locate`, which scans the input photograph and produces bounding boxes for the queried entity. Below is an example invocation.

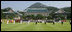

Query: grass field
[1,21,71,31]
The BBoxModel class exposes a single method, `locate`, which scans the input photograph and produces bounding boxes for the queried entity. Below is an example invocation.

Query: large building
[24,2,50,16]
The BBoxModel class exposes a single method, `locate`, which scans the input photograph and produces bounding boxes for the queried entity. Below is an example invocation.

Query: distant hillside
[28,2,48,8]
[61,7,71,12]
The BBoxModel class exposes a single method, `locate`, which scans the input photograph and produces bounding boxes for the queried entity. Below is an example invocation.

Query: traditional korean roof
[26,2,49,13]
[55,9,65,13]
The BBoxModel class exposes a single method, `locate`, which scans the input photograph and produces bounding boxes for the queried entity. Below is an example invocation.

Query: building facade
[24,2,49,16]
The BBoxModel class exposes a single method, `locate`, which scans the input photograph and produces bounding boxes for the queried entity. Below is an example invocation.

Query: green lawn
[1,21,71,31]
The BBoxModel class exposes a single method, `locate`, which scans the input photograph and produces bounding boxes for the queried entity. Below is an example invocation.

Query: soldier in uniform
[61,20,64,25]
[53,22,55,25]
[35,20,37,24]
[70,20,71,25]
[44,21,46,24]
[70,18,71,25]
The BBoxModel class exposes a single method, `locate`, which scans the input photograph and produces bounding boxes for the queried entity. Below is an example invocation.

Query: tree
[46,6,59,13]
[61,7,71,19]
[30,14,35,19]
[61,7,71,12]
[24,15,34,20]
[3,7,12,12]
[47,15,52,20]
[35,14,44,20]
[1,9,6,19]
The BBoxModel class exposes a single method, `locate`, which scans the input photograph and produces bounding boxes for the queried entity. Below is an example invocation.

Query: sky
[1,1,71,11]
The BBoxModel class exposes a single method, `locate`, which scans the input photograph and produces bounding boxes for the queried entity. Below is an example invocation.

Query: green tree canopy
[61,7,71,12]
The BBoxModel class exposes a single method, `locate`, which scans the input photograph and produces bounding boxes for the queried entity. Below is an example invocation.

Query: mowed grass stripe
[6,24,29,31]
[1,22,71,31]
[32,23,40,31]
[40,23,57,31]
[47,23,64,31]
[19,22,36,31]
[56,22,71,31]
[1,23,20,31]
[1,23,27,31]
[2,22,34,31]
[33,23,43,31]
[33,22,71,31]
[36,23,48,31]
[32,23,53,31]
[1,24,19,31]
[55,22,71,31]
[1,22,35,31]
[45,22,71,31]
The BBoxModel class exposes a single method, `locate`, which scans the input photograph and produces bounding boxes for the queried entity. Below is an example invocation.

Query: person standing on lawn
[70,18,71,25]
[61,20,64,25]
[53,22,55,25]
[53,18,55,25]
[35,20,37,24]
[70,21,71,25]
[61,17,65,25]
[44,21,46,24]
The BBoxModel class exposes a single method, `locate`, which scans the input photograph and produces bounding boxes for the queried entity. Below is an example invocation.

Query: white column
[20,20,22,24]
[7,20,9,24]
[13,20,15,24]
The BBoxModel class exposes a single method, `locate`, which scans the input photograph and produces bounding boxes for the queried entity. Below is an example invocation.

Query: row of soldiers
[1,19,71,25]
[35,21,62,25]
[35,19,71,25]
[35,21,71,25]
